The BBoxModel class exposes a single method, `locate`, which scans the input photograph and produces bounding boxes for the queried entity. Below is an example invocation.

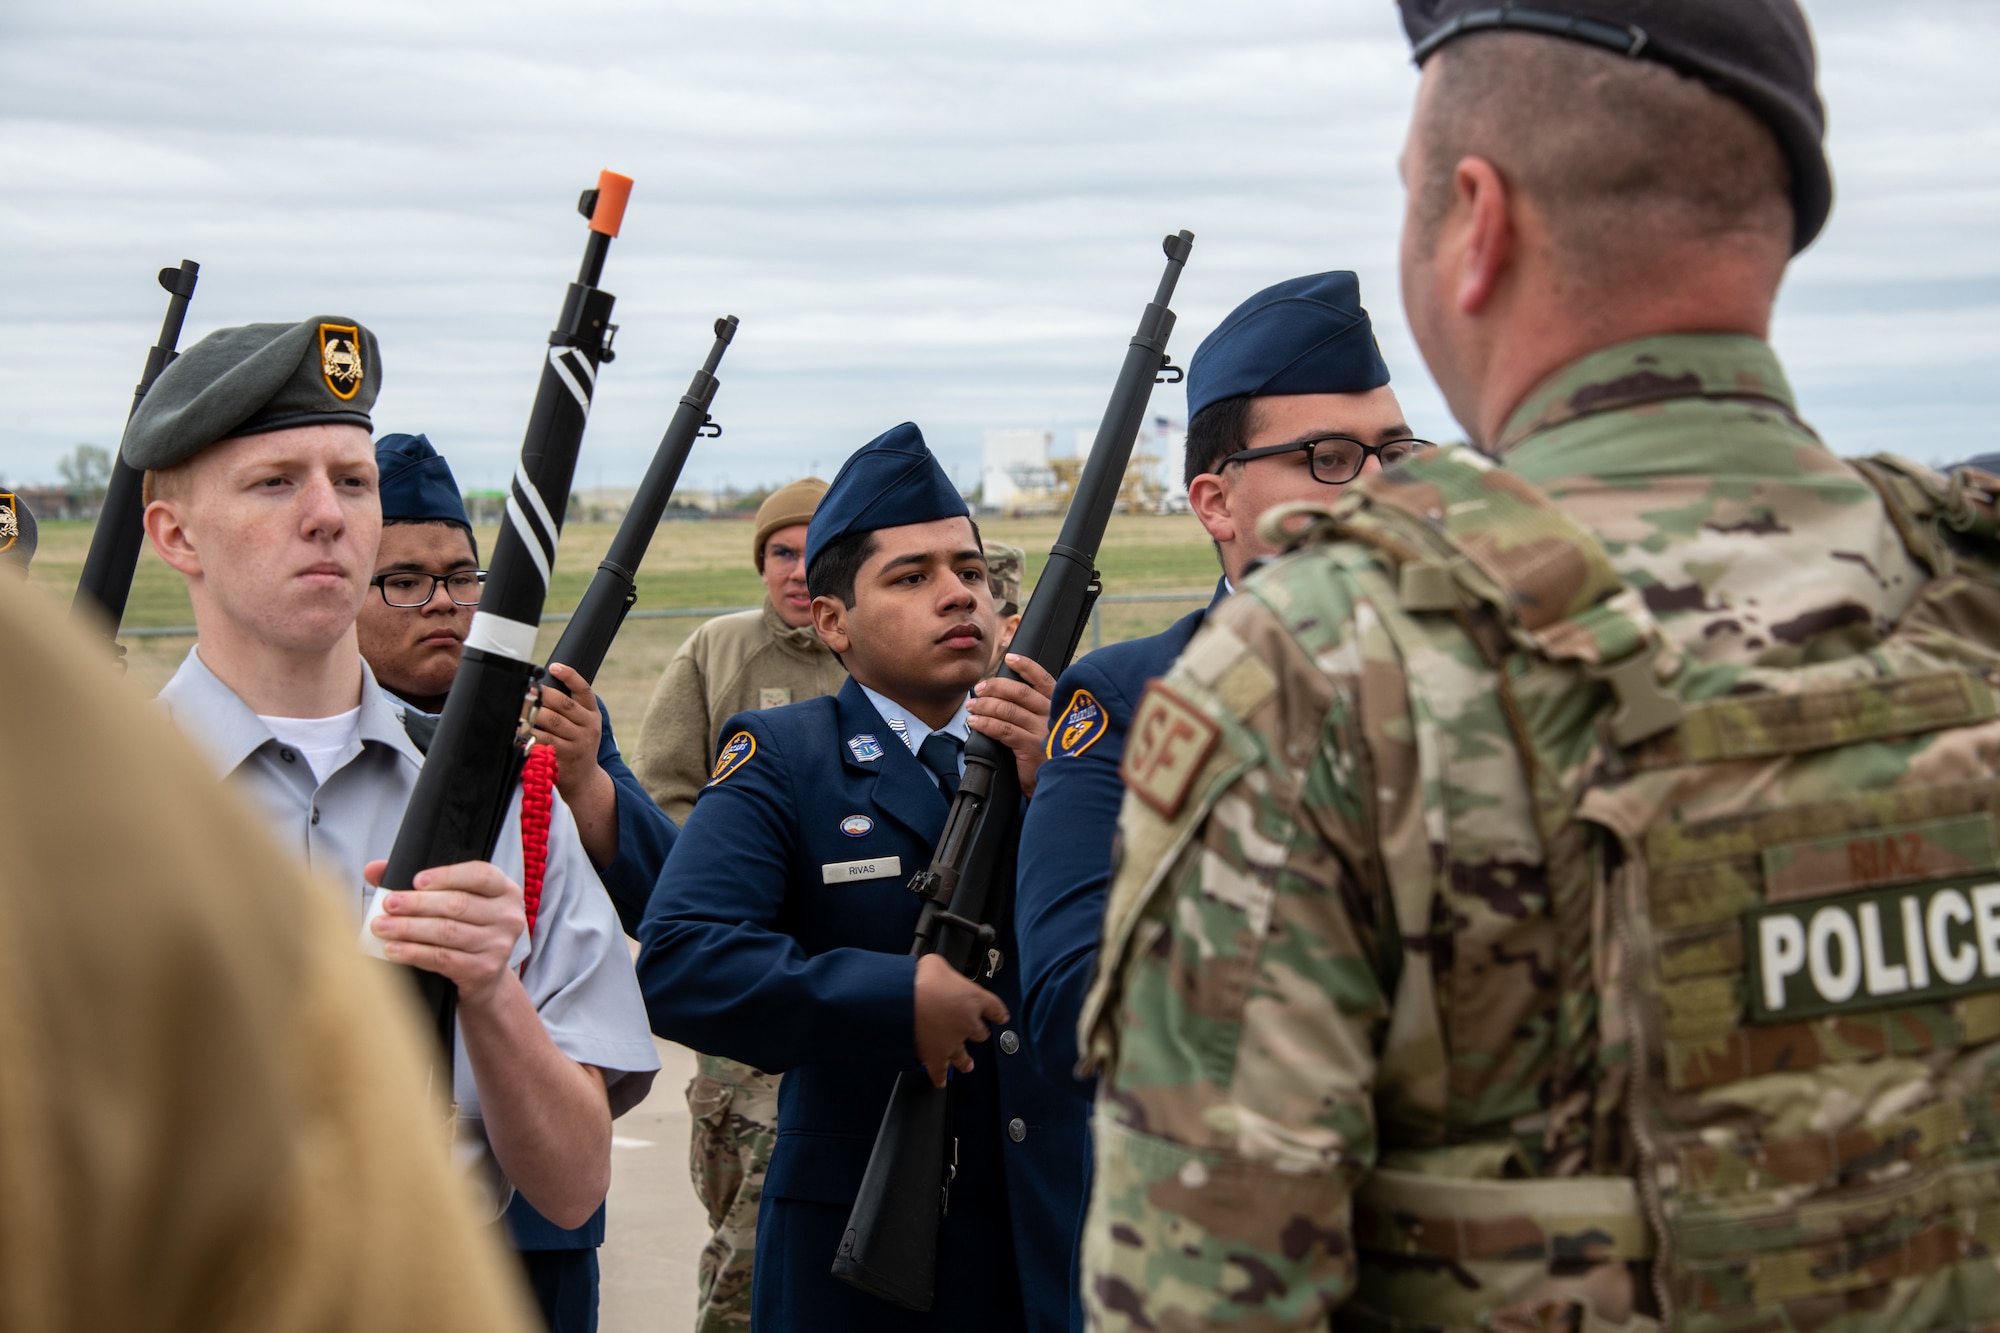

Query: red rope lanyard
[518,741,558,972]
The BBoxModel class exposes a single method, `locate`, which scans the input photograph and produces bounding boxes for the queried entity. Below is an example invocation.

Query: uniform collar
[1492,333,1799,460]
[762,596,832,660]
[833,677,953,845]
[1210,574,1230,611]
[856,682,969,758]
[159,645,421,779]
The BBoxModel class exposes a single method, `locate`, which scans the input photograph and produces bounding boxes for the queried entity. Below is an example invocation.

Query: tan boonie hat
[753,477,829,571]
[982,540,1025,617]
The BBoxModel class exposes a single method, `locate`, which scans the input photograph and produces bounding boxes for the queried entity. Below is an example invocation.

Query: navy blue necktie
[917,731,963,800]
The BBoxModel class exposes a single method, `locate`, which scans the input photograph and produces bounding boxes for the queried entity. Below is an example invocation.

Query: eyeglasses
[371,570,487,608]
[1220,435,1435,485]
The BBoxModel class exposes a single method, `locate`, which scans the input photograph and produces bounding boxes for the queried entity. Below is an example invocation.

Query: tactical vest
[1308,448,2000,1332]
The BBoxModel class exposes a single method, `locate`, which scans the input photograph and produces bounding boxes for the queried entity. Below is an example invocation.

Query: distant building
[980,429,1057,511]
[977,417,1184,517]
[572,487,639,523]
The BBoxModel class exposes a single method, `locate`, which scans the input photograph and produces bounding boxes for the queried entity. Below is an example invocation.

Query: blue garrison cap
[1185,271,1391,422]
[806,422,969,570]
[375,433,470,528]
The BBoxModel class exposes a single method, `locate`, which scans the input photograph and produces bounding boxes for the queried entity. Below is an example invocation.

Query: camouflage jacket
[1077,334,1940,1331]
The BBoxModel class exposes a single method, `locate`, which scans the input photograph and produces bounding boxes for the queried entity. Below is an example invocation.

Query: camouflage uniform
[1078,334,2000,1330]
[985,539,1026,618]
[686,1055,779,1331]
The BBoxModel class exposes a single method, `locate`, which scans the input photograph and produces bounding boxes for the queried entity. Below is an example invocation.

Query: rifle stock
[378,172,630,1058]
[832,229,1195,1310]
[72,260,201,644]
[544,315,738,687]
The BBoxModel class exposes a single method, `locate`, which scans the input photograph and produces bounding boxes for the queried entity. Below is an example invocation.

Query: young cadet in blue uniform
[1016,272,1423,1093]
[357,432,676,935]
[355,432,677,1333]
[639,424,1083,1333]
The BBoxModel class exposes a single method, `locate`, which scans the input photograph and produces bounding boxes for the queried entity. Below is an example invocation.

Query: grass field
[29,512,1219,725]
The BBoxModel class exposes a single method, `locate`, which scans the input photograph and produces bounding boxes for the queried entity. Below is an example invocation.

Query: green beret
[122,316,381,470]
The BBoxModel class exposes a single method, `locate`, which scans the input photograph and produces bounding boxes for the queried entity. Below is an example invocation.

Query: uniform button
[1007,1117,1027,1143]
[279,747,297,762]
[998,1029,1020,1055]
[310,807,321,826]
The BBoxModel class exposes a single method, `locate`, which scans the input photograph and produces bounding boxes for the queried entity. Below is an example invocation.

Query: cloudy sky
[3,0,1996,496]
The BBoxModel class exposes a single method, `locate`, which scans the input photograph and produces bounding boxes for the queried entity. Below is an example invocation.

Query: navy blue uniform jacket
[638,677,1085,1333]
[592,699,679,937]
[1015,580,1226,1095]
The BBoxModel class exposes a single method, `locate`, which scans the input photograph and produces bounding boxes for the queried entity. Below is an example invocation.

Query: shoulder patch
[1120,681,1220,819]
[1047,687,1110,759]
[707,730,756,786]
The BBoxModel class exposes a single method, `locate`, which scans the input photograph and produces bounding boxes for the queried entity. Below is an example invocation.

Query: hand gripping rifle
[72,260,201,645]
[541,315,738,687]
[832,229,1195,1311]
[378,172,631,1057]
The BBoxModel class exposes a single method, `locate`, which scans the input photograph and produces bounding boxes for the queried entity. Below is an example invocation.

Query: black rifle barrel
[832,229,1195,1311]
[544,315,739,686]
[72,260,202,640]
[380,171,631,1057]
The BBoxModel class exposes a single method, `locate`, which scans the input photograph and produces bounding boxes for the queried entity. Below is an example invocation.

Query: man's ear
[810,594,851,656]
[144,498,204,580]
[1453,155,1514,316]
[1186,471,1236,546]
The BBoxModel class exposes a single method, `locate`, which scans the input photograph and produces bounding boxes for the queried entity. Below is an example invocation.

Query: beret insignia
[1047,688,1109,760]
[707,731,756,786]
[0,493,17,553]
[319,323,365,401]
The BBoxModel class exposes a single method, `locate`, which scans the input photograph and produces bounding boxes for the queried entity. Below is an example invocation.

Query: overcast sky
[3,0,1996,496]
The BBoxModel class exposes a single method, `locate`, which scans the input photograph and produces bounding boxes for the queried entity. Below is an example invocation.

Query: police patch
[1121,681,1219,820]
[1746,875,2000,1022]
[847,733,884,763]
[1047,687,1109,759]
[841,815,874,837]
[707,731,756,786]
[318,322,365,401]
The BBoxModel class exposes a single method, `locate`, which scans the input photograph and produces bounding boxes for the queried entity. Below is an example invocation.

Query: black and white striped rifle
[379,171,631,1056]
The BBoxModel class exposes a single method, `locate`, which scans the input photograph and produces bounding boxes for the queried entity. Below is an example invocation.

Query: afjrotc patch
[1047,688,1109,759]
[707,731,756,786]
[318,322,364,401]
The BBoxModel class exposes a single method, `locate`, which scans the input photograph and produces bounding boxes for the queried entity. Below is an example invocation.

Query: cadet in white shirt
[130,315,657,1227]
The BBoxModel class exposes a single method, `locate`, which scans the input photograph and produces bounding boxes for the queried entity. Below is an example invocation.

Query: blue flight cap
[1185,271,1392,422]
[805,422,969,570]
[375,433,471,528]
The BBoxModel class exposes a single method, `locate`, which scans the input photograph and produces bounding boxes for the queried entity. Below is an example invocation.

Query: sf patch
[707,730,756,786]
[1121,681,1219,819]
[318,322,365,400]
[1047,687,1108,759]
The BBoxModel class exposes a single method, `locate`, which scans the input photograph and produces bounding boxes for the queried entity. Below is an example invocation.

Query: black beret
[1399,1,1830,254]
[122,316,380,470]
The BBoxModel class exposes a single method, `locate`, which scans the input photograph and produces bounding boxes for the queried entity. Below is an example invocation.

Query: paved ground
[600,1039,707,1332]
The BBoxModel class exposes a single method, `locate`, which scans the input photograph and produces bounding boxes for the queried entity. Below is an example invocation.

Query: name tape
[821,856,902,885]
[1746,875,2000,1022]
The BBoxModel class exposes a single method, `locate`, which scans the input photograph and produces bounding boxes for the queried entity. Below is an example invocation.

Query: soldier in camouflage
[1078,3,2000,1330]
[985,539,1026,659]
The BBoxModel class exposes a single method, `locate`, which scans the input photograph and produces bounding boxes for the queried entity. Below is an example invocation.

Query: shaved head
[1411,33,1794,295]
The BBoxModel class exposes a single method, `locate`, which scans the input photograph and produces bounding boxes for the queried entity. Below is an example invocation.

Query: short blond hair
[141,461,196,508]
